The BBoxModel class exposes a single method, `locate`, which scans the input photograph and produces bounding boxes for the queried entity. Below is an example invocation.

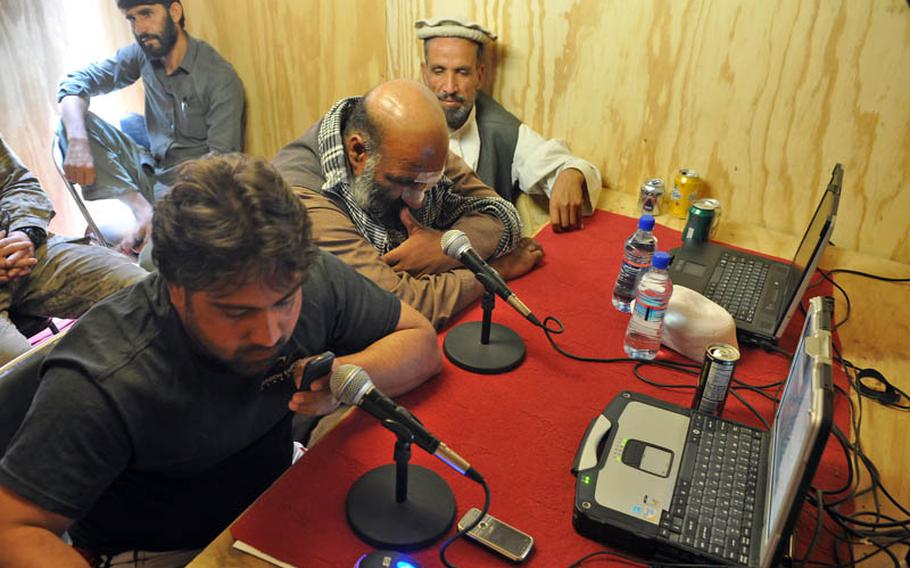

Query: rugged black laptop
[669,164,843,342]
[572,296,835,568]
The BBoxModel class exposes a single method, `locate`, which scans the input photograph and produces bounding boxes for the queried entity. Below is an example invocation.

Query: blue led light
[395,562,416,568]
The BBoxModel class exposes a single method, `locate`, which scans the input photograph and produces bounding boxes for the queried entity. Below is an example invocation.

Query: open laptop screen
[761,297,833,566]
[774,166,843,336]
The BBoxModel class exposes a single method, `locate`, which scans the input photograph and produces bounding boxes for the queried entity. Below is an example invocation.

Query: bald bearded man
[274,79,543,329]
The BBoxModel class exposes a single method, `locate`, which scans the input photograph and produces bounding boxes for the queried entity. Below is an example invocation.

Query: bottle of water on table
[612,214,658,312]
[623,251,673,360]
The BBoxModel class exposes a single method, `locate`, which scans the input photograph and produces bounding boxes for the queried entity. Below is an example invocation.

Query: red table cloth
[231,212,850,567]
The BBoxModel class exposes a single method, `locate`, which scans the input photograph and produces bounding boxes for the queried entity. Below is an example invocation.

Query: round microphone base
[443,321,526,374]
[346,464,455,551]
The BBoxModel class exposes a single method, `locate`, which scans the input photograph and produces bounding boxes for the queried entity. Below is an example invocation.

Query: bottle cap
[638,214,655,231]
[652,251,671,269]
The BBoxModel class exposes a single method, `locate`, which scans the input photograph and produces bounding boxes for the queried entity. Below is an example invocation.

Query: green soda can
[682,198,720,244]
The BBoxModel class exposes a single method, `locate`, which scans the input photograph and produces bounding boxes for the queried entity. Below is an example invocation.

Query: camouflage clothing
[0,136,148,364]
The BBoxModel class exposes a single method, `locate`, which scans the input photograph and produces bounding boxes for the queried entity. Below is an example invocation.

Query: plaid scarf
[316,97,521,256]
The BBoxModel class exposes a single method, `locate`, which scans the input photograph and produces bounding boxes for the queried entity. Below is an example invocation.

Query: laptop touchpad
[678,259,708,278]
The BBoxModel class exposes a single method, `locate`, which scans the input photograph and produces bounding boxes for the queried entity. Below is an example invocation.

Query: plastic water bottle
[623,251,673,360]
[612,215,658,312]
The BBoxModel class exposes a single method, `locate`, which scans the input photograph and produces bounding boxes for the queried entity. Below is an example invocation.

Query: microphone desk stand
[444,284,526,374]
[346,419,455,551]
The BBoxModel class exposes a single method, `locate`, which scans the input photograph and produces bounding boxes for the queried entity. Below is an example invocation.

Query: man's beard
[438,94,472,130]
[350,155,403,228]
[135,15,179,58]
[183,301,287,377]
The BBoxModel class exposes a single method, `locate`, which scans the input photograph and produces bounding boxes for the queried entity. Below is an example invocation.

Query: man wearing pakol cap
[416,17,603,233]
[57,0,244,257]
[274,79,544,330]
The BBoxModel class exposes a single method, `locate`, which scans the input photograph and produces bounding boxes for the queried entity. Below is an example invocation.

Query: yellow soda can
[669,169,703,219]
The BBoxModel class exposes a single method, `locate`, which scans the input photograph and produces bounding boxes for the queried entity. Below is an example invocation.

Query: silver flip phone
[457,507,534,562]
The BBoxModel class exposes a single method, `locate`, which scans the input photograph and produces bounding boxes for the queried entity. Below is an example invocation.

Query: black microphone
[330,364,480,481]
[441,229,541,326]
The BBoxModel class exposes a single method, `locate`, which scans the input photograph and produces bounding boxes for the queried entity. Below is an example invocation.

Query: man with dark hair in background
[274,79,544,330]
[57,0,244,257]
[0,154,440,566]
[0,135,146,365]
[416,17,603,233]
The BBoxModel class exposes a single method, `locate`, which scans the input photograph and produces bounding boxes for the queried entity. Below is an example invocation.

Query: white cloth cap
[415,16,497,43]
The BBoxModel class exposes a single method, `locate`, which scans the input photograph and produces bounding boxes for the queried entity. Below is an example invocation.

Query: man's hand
[381,208,459,276]
[115,191,154,257]
[116,219,151,257]
[0,231,38,284]
[287,356,341,416]
[62,137,97,186]
[489,237,544,281]
[549,168,586,233]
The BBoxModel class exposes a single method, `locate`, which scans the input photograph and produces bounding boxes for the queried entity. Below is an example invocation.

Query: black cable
[537,294,910,565]
[802,345,910,566]
[538,315,788,393]
[819,426,856,500]
[567,549,647,567]
[439,471,491,568]
[728,388,770,430]
[796,488,826,566]
[817,270,852,329]
[739,335,794,359]
[732,376,786,390]
[836,367,910,519]
[803,539,904,567]
[817,270,909,408]
[540,316,783,429]
[631,362,698,390]
[539,315,695,368]
[853,367,910,410]
[826,268,910,283]
[566,548,721,567]
[731,380,781,402]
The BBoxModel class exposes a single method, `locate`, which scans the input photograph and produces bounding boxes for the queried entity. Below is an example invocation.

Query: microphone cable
[438,469,491,568]
[531,314,781,429]
[536,313,700,371]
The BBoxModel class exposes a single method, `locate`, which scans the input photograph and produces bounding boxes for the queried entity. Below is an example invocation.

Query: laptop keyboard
[704,253,770,323]
[659,413,763,565]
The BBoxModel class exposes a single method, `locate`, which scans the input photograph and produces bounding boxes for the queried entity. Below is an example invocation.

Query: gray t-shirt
[0,250,400,553]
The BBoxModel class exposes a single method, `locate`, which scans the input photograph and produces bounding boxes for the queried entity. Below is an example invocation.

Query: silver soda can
[638,178,666,216]
[691,343,740,416]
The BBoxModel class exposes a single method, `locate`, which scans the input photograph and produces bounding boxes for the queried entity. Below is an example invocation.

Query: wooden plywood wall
[388,0,910,264]
[181,0,387,161]
[3,1,908,263]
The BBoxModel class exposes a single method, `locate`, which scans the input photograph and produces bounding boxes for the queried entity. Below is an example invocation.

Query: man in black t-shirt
[0,154,441,566]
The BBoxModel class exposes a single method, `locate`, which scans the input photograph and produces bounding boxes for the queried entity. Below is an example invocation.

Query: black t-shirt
[0,250,401,553]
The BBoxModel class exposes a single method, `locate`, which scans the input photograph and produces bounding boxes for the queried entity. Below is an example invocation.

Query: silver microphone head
[329,364,373,406]
[441,229,471,259]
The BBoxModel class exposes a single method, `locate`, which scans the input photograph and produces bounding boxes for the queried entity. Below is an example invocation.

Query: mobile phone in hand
[297,351,334,391]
